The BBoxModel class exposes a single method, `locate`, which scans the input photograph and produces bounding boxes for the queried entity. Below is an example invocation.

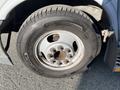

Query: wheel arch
[0,0,117,33]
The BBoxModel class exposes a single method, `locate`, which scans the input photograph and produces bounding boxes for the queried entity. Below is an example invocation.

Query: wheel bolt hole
[73,41,78,52]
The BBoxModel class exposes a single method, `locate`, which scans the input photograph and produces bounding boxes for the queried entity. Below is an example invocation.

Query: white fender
[0,0,26,20]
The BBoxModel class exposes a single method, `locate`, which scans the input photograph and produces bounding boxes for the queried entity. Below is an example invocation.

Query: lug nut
[58,46,64,50]
[60,62,62,65]
[58,61,62,65]
[64,60,69,64]
[66,60,69,63]
[65,48,71,53]
[48,54,53,59]
[68,54,73,58]
[50,48,56,53]
[52,60,56,63]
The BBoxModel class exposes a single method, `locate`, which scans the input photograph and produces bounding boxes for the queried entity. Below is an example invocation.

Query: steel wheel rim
[34,30,85,71]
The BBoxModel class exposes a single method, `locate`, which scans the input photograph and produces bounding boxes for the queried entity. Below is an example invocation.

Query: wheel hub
[34,30,85,70]
[46,43,74,66]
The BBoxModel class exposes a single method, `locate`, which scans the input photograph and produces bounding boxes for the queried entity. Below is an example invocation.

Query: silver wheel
[34,30,85,71]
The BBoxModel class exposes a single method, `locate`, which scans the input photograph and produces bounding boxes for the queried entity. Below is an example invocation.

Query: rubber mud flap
[104,32,117,70]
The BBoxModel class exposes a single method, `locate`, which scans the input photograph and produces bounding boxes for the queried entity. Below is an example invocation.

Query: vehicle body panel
[0,0,8,9]
[118,0,120,45]
[0,0,25,20]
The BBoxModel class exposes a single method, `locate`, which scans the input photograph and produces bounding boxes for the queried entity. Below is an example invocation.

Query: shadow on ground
[77,55,120,90]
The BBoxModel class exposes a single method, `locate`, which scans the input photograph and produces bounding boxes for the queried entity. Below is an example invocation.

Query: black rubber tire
[17,5,101,77]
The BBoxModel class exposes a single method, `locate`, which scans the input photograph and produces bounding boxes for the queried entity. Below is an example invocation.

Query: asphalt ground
[0,32,120,90]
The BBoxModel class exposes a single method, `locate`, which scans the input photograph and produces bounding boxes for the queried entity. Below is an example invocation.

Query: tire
[17,5,101,77]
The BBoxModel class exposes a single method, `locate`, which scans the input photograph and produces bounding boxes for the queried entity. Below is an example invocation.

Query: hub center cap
[54,51,66,60]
